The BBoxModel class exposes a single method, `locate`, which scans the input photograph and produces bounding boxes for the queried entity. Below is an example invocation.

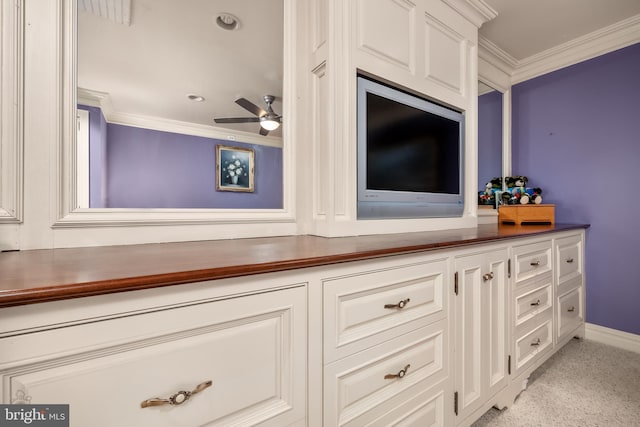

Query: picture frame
[216,145,255,192]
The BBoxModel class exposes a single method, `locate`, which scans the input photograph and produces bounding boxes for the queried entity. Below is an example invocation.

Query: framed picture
[216,145,255,192]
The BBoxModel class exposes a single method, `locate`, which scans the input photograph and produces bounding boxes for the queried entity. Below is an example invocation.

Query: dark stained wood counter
[0,224,589,308]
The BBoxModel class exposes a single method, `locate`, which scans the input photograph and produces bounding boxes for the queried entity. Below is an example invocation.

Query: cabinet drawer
[515,318,552,371]
[515,284,552,326]
[556,235,582,289]
[324,321,448,426]
[1,287,306,427]
[513,241,552,285]
[324,259,446,361]
[557,287,583,341]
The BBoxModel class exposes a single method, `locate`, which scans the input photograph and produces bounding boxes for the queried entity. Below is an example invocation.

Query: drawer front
[515,284,552,326]
[558,288,583,340]
[556,235,582,286]
[324,259,446,361]
[513,241,552,285]
[1,287,306,427]
[324,321,448,427]
[515,319,552,371]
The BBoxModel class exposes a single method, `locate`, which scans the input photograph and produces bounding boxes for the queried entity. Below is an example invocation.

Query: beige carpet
[472,338,640,427]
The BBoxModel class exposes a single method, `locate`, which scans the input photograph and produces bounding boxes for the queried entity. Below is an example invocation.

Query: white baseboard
[585,323,640,354]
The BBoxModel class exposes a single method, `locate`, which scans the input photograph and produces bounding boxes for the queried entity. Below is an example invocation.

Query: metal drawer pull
[566,258,574,263]
[384,364,411,380]
[531,338,541,347]
[141,380,213,408]
[530,299,541,306]
[530,261,541,266]
[482,272,494,282]
[384,298,411,309]
[568,306,576,312]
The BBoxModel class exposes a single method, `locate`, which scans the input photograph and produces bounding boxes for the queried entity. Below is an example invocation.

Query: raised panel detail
[324,322,447,426]
[357,0,416,71]
[558,287,583,340]
[515,284,552,326]
[424,14,463,93]
[312,62,328,218]
[324,259,446,361]
[515,319,552,371]
[1,287,306,427]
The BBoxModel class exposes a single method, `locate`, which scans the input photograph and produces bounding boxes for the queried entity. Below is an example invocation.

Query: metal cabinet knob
[566,258,574,263]
[530,261,541,267]
[384,298,411,309]
[568,306,576,312]
[384,364,411,380]
[482,272,495,282]
[141,380,213,408]
[530,299,541,306]
[530,338,541,347]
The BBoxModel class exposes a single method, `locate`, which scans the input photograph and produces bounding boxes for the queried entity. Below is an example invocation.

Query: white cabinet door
[453,248,508,421]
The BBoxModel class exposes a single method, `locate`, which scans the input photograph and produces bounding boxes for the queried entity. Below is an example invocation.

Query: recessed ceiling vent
[77,0,131,26]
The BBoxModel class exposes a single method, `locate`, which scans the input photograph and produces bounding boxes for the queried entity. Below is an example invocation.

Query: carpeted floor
[472,338,640,427]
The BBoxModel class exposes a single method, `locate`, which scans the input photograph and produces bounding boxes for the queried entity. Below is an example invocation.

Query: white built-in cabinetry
[306,0,497,237]
[0,229,585,426]
[453,247,509,422]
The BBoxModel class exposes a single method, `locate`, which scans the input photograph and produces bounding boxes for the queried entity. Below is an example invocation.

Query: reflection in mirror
[76,0,284,209]
[478,81,503,194]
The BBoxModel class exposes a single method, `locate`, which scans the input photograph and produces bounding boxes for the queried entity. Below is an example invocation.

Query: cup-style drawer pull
[530,261,541,267]
[530,299,541,306]
[566,258,574,263]
[141,380,213,408]
[384,364,411,380]
[482,272,494,282]
[384,298,411,309]
[530,338,541,347]
[568,306,576,312]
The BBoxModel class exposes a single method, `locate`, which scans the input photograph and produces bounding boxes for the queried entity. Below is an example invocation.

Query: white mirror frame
[478,49,512,185]
[55,0,298,230]
[0,0,24,225]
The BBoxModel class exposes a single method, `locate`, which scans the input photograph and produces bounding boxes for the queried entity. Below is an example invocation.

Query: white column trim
[0,0,24,225]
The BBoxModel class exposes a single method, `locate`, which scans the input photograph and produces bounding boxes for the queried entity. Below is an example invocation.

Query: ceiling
[78,0,640,137]
[479,0,640,61]
[78,0,284,137]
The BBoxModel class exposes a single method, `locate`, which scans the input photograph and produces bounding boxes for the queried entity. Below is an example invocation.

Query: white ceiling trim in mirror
[0,0,24,225]
[55,0,297,229]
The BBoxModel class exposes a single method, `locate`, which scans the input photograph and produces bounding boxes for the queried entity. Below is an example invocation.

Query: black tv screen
[366,92,460,194]
[356,76,465,220]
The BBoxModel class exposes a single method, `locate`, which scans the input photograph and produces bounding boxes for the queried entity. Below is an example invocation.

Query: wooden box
[499,204,555,225]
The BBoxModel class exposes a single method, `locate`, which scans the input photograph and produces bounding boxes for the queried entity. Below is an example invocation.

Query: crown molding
[442,0,498,28]
[511,13,640,84]
[479,13,640,86]
[76,88,283,148]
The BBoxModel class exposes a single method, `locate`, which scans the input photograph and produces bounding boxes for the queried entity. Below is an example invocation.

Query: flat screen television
[357,76,465,219]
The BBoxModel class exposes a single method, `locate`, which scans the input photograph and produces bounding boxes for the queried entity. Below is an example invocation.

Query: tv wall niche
[78,106,283,209]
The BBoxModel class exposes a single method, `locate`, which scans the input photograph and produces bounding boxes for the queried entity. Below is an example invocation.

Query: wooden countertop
[0,224,588,307]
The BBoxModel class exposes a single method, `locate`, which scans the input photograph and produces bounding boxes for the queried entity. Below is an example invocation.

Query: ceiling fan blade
[235,97,267,117]
[259,127,270,136]
[213,117,261,124]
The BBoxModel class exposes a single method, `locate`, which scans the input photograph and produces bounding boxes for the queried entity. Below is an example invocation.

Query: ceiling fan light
[260,118,280,131]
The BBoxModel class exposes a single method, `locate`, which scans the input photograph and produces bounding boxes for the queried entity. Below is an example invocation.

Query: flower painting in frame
[216,145,255,192]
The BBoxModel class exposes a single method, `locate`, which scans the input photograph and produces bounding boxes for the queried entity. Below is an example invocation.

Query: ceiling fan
[214,95,282,136]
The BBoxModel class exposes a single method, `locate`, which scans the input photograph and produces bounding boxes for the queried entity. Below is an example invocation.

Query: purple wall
[478,90,503,191]
[104,124,283,209]
[512,43,640,335]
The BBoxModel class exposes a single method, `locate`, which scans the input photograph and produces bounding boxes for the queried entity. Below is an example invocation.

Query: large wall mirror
[60,0,297,228]
[477,80,503,193]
